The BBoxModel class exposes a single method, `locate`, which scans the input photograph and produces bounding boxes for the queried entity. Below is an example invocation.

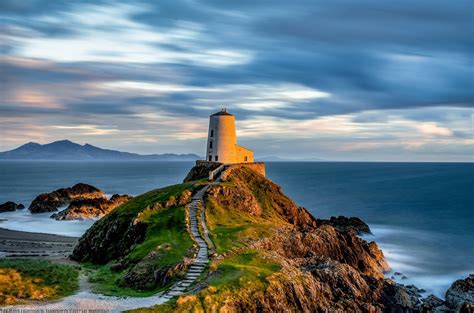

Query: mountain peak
[23,142,41,147]
[49,139,77,145]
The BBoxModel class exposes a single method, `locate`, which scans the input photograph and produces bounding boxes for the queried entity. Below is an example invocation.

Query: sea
[0,161,472,298]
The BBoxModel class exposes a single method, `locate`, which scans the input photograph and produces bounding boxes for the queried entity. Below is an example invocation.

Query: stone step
[190,264,205,269]
[171,286,186,292]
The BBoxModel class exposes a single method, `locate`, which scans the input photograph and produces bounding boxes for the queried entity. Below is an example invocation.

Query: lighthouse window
[210,130,214,137]
[215,155,218,161]
[208,155,212,161]
[244,156,248,162]
[209,141,213,149]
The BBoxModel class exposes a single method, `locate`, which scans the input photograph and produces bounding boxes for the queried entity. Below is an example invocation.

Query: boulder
[316,216,372,234]
[0,202,25,213]
[445,275,474,312]
[51,194,132,220]
[421,295,445,312]
[29,183,105,213]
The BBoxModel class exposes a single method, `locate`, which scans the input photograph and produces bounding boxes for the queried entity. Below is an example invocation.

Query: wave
[0,209,94,237]
[366,224,472,298]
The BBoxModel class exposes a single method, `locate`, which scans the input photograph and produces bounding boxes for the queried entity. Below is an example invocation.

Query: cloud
[0,0,473,160]
[415,123,453,137]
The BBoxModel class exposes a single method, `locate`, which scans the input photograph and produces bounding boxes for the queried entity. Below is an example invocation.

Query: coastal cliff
[70,165,472,312]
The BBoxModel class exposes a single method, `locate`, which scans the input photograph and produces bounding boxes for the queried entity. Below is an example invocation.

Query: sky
[1,0,473,161]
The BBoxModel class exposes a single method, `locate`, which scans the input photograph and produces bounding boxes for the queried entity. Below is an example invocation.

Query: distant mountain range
[0,140,201,161]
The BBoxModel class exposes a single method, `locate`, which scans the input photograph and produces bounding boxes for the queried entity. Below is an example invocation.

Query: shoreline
[0,227,78,259]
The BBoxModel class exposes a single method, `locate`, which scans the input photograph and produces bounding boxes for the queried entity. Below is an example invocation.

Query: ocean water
[0,161,472,297]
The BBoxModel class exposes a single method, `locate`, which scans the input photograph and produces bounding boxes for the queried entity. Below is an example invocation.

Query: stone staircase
[161,185,211,300]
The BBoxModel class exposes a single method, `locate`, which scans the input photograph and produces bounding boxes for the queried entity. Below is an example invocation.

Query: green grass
[114,182,196,218]
[82,263,164,297]
[209,251,280,290]
[209,225,246,254]
[0,259,79,304]
[127,205,194,266]
[81,182,196,296]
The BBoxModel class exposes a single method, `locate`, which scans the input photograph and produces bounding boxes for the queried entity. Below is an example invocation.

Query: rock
[51,194,132,220]
[381,280,422,312]
[122,251,191,290]
[29,183,105,213]
[252,224,389,279]
[0,201,24,213]
[421,295,445,312]
[71,211,148,264]
[445,275,474,312]
[316,216,372,234]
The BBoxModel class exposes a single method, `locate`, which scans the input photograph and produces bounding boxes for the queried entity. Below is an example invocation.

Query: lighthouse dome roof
[211,109,233,116]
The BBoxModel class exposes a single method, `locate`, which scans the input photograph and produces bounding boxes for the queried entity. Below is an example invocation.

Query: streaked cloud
[0,0,472,161]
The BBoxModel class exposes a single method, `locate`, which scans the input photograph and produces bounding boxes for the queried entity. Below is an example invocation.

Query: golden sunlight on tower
[206,109,254,163]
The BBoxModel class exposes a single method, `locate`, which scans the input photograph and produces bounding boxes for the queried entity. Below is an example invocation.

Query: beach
[0,227,77,259]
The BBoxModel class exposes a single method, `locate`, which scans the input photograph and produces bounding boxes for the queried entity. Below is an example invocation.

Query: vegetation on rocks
[0,259,79,305]
[141,167,393,312]
[68,164,472,312]
[72,182,200,296]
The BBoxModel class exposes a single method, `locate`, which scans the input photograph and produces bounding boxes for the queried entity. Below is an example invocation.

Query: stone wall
[183,161,222,182]
[221,162,266,181]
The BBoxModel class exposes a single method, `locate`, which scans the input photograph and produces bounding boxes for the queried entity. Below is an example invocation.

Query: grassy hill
[70,164,397,311]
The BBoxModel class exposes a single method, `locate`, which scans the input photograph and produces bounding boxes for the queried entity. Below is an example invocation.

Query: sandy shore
[0,227,78,259]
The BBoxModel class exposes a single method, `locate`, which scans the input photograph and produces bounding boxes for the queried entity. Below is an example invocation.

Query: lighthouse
[206,109,254,163]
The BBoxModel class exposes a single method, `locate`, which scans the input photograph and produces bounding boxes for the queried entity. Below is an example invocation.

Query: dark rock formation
[445,275,474,312]
[381,281,423,312]
[183,161,222,182]
[0,201,24,213]
[51,194,132,220]
[71,210,148,264]
[29,183,104,213]
[122,251,192,290]
[420,295,445,312]
[316,216,372,234]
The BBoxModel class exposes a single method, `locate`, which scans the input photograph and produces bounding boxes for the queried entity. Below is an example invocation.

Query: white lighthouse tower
[206,109,253,163]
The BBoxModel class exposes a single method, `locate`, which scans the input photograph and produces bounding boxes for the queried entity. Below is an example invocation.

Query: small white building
[206,109,254,163]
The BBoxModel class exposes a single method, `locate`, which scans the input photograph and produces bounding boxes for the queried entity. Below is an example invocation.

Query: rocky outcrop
[51,194,132,220]
[208,166,317,229]
[29,183,104,213]
[445,275,474,312]
[420,295,445,312]
[0,201,24,213]
[253,225,388,279]
[70,164,472,312]
[316,216,372,234]
[71,189,193,265]
[183,161,222,182]
[122,251,192,290]
[71,210,147,264]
